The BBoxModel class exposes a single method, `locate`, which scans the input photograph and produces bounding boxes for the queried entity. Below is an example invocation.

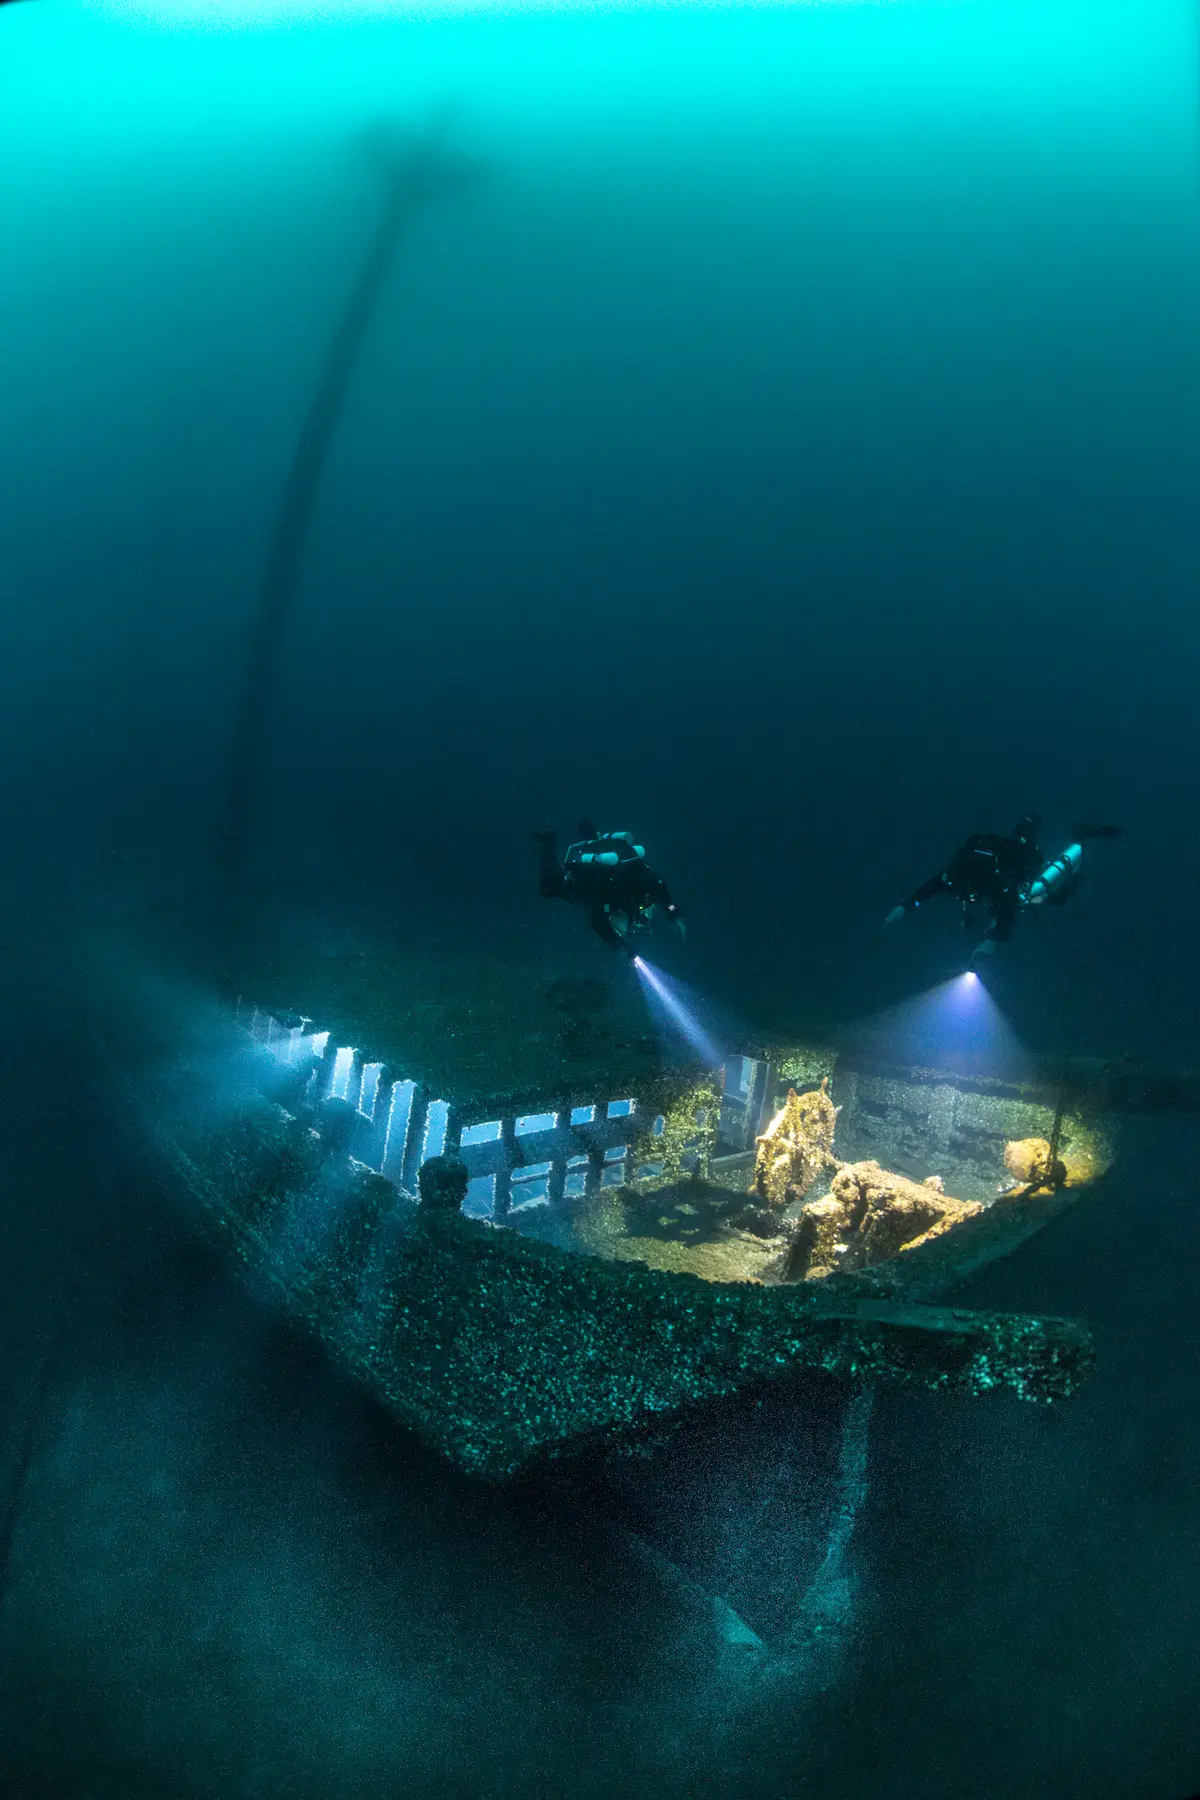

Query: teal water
[4,0,1200,1046]
[2,0,1199,1793]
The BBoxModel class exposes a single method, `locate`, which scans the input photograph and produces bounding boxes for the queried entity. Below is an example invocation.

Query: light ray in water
[841,971,1032,1083]
[633,957,723,1067]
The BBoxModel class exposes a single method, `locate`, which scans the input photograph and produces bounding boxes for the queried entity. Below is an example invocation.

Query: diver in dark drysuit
[533,820,685,956]
[886,816,1122,955]
[886,815,1045,950]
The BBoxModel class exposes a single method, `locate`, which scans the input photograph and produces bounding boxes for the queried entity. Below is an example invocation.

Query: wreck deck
[141,926,1117,1477]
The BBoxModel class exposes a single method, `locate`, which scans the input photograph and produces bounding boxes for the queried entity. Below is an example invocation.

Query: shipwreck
[151,936,1114,1483]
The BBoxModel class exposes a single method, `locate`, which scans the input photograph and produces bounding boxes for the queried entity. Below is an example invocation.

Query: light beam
[841,971,1031,1083]
[633,957,723,1067]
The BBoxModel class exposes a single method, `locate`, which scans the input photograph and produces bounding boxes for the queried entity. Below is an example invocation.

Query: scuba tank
[1024,842,1083,907]
[567,832,646,868]
[1022,824,1121,910]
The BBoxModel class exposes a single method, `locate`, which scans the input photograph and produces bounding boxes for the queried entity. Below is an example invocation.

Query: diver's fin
[576,817,599,840]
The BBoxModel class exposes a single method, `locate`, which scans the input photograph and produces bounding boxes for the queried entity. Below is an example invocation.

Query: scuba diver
[533,820,685,956]
[886,816,1121,955]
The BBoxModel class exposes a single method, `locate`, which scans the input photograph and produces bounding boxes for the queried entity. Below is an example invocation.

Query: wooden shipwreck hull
[159,1102,1093,1480]
[150,954,1112,1479]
